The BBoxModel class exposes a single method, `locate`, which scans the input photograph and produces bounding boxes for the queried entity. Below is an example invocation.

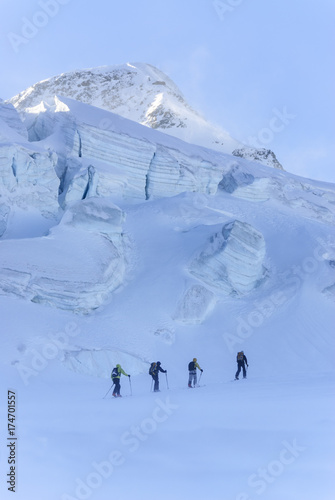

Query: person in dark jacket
[235,351,248,380]
[111,364,130,397]
[149,361,167,392]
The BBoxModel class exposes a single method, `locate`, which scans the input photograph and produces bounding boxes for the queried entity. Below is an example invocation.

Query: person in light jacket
[188,358,203,388]
[111,364,130,397]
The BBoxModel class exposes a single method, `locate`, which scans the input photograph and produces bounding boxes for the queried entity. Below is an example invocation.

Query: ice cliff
[190,220,267,296]
[0,199,129,313]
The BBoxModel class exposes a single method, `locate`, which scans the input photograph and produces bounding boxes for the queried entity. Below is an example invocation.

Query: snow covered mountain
[8,62,283,169]
[1,77,335,500]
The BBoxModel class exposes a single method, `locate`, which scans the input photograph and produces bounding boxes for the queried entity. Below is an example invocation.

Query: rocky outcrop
[232,147,283,170]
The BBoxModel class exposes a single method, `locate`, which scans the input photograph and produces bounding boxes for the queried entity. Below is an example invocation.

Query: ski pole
[165,372,169,390]
[103,383,115,399]
[129,376,132,396]
[150,379,153,392]
[198,371,203,385]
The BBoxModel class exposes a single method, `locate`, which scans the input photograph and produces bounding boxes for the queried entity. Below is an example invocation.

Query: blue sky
[1,0,334,182]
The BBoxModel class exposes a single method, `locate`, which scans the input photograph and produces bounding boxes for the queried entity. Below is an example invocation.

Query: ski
[104,394,131,399]
[186,384,206,389]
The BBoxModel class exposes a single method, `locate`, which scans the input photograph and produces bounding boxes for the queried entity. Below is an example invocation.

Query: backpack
[237,352,244,361]
[112,367,119,378]
[149,362,157,375]
[188,361,195,371]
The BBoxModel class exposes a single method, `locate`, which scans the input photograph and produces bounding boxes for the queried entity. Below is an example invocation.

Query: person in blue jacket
[149,361,167,392]
[235,351,248,380]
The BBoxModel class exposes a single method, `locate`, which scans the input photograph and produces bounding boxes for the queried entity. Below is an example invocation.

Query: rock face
[232,147,283,170]
[8,62,282,169]
[190,220,267,295]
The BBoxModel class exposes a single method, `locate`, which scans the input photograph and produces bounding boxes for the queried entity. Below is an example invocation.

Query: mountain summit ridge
[8,62,282,169]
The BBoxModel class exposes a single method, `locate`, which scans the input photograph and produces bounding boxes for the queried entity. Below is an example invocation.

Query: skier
[149,361,167,392]
[235,351,248,380]
[111,364,130,397]
[188,358,203,388]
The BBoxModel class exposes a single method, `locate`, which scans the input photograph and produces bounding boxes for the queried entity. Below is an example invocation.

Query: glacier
[1,72,335,500]
[1,93,334,315]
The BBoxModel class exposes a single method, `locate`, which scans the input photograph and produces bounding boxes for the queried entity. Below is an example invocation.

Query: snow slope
[0,90,335,500]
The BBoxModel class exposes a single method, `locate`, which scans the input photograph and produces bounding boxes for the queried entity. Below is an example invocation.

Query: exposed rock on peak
[232,147,283,170]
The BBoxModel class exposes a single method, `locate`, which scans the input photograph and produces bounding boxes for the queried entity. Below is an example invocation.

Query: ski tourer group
[109,352,248,397]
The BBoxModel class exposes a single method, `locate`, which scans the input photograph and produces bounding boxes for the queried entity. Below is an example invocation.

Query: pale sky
[1,0,334,182]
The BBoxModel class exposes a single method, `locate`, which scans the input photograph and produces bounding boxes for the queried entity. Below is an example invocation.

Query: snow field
[1,356,334,500]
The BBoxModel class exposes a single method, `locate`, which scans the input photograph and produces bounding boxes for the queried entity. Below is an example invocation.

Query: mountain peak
[8,63,282,168]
